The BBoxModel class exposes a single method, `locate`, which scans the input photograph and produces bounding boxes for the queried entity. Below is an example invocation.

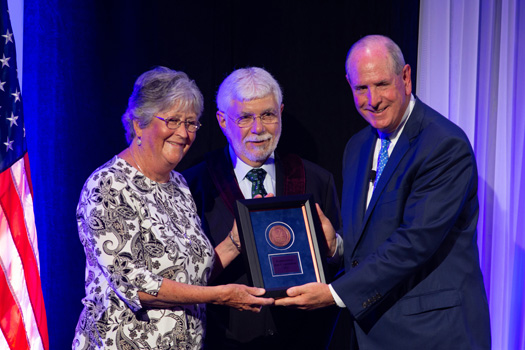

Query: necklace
[174,221,193,246]
[129,147,145,174]
[183,229,193,246]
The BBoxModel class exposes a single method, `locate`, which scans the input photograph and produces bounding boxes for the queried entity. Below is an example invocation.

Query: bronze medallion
[268,224,292,247]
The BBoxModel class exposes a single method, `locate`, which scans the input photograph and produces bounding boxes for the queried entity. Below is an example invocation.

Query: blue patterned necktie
[246,168,268,197]
[374,136,391,187]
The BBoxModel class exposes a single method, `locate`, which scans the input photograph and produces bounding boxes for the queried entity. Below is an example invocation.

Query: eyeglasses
[156,116,202,132]
[224,111,280,128]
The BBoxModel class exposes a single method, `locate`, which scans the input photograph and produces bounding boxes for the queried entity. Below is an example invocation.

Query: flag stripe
[0,220,40,350]
[0,158,43,350]
[0,265,29,350]
[10,157,44,348]
[11,155,40,267]
[0,158,48,349]
[0,325,11,349]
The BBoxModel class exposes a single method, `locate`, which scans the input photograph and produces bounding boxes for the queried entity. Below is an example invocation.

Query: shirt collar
[378,94,416,142]
[228,145,276,182]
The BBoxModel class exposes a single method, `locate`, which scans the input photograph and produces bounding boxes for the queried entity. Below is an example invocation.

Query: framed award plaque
[234,194,329,298]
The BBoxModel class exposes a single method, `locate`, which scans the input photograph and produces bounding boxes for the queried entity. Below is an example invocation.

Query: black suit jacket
[183,147,342,350]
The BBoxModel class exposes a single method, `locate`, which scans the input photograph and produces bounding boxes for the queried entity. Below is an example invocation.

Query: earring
[137,137,142,146]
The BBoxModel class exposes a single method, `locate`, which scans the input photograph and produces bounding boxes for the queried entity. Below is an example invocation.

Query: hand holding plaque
[234,194,329,298]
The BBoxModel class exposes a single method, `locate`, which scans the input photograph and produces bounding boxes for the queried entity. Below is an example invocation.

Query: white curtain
[417,0,525,348]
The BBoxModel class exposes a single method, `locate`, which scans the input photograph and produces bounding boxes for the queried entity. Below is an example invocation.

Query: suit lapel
[275,154,285,196]
[357,99,426,247]
[276,153,305,196]
[362,135,409,223]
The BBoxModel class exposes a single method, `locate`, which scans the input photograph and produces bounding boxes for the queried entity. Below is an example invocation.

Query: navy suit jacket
[332,99,491,349]
[183,147,342,349]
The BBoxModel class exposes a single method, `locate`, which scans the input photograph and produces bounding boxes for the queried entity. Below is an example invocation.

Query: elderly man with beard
[183,67,342,349]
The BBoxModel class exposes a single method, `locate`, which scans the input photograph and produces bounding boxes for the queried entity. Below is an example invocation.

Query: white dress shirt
[366,95,416,208]
[229,145,276,198]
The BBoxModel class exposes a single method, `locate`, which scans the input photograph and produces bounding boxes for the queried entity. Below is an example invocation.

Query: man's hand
[274,282,335,310]
[316,203,337,257]
[253,193,275,198]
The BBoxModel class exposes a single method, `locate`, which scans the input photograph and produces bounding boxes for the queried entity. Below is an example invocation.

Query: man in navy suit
[183,67,341,349]
[276,35,491,349]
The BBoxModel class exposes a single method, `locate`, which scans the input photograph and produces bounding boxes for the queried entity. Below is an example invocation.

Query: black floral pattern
[73,156,214,349]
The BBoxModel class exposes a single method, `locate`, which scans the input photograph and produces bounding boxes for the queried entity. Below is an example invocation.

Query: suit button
[351,260,359,267]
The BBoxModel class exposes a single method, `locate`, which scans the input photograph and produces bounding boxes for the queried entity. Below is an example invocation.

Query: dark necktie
[374,137,391,187]
[246,168,268,197]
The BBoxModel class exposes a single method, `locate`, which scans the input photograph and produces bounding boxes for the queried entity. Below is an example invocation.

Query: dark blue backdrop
[23,1,419,348]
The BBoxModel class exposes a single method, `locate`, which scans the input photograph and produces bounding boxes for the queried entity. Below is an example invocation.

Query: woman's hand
[213,284,274,312]
[139,279,273,311]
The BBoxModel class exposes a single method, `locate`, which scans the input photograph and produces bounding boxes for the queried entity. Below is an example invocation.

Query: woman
[72,67,273,349]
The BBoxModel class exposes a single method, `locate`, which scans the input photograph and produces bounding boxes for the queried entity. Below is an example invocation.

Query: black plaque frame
[234,194,329,298]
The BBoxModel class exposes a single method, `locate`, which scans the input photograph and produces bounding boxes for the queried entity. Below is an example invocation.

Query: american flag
[0,0,49,349]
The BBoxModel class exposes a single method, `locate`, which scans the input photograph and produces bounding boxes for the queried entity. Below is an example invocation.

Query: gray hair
[345,35,406,76]
[122,66,204,144]
[216,67,283,112]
